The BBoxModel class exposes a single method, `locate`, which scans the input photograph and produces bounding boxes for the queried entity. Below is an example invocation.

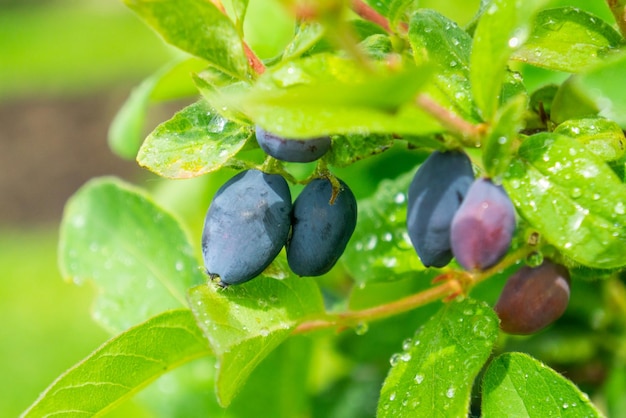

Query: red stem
[607,0,626,37]
[351,0,391,32]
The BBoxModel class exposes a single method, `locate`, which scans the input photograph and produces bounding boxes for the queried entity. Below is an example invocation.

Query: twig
[292,280,458,334]
[293,245,533,336]
[210,0,266,75]
[416,94,487,145]
[607,0,626,38]
[351,0,391,32]
[243,43,266,75]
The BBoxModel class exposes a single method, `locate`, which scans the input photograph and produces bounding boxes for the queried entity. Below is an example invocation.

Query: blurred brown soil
[0,94,145,225]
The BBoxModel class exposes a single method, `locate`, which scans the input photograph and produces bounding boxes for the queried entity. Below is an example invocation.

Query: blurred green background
[0,0,174,415]
[0,0,620,417]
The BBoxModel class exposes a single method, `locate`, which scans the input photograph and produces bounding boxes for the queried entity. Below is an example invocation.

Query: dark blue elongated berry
[494,260,570,335]
[202,169,292,286]
[255,125,331,163]
[287,178,357,276]
[406,150,474,267]
[450,178,516,271]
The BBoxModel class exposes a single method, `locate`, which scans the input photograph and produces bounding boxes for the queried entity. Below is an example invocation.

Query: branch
[292,280,459,335]
[416,94,487,145]
[243,43,266,75]
[210,0,265,75]
[293,246,534,336]
[350,0,408,34]
[350,0,391,32]
[607,0,626,38]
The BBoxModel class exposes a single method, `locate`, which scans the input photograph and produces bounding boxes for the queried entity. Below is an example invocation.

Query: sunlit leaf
[377,298,499,417]
[504,133,626,269]
[124,0,249,79]
[482,352,603,417]
[187,276,325,406]
[22,309,211,418]
[137,100,252,179]
[512,7,623,72]
[234,54,441,137]
[470,0,549,119]
[409,9,480,123]
[554,117,626,162]
[59,178,205,332]
[326,133,395,167]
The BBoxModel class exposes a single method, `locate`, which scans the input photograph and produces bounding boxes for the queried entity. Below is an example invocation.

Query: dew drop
[390,353,401,366]
[615,202,625,215]
[394,193,406,204]
[446,387,455,398]
[365,235,378,250]
[563,403,569,409]
[570,187,582,199]
[389,392,396,401]
[414,374,424,384]
[259,328,270,337]
[175,260,184,271]
[402,338,413,351]
[525,251,544,267]
[508,37,520,48]
[355,322,369,335]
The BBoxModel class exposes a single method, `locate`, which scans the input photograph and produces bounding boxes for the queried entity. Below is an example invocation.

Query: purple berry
[406,150,474,267]
[255,125,331,163]
[494,260,571,335]
[450,178,516,271]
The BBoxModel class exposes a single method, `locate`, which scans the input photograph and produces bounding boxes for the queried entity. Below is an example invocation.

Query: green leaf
[228,0,249,35]
[22,309,211,418]
[123,0,249,80]
[59,177,204,332]
[503,133,626,269]
[137,100,252,179]
[511,7,623,73]
[483,94,527,178]
[192,68,252,124]
[187,276,325,406]
[387,0,418,31]
[108,57,207,160]
[283,22,327,59]
[326,133,395,167]
[235,54,441,137]
[572,52,626,128]
[550,76,600,124]
[408,9,480,123]
[554,117,626,162]
[359,34,393,60]
[470,0,549,120]
[377,298,499,417]
[342,170,425,284]
[482,352,603,417]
